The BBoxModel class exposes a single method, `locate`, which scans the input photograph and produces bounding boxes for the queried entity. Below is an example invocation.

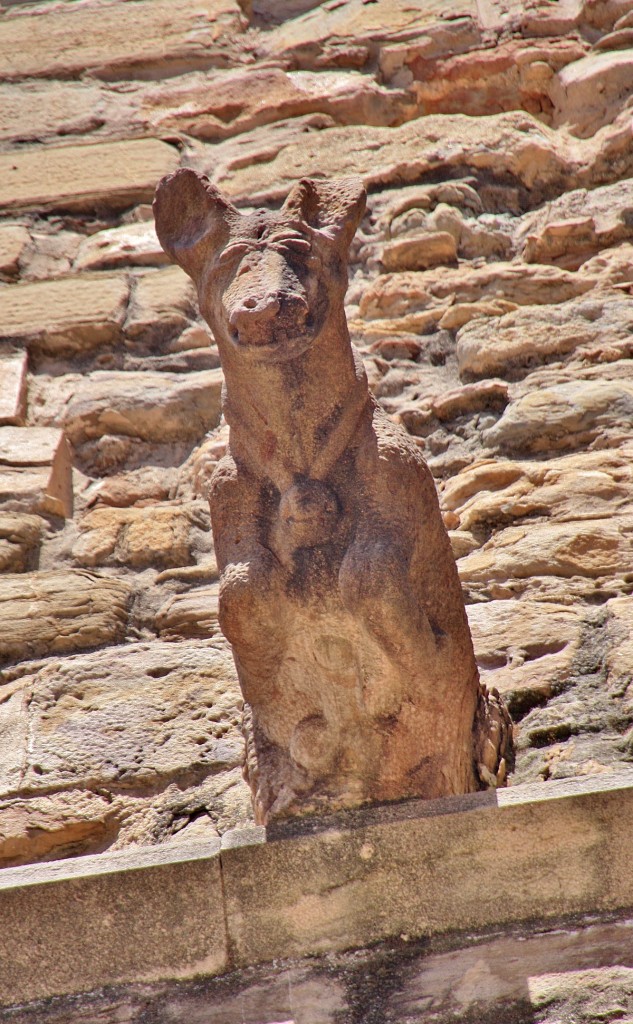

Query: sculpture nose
[229,295,281,332]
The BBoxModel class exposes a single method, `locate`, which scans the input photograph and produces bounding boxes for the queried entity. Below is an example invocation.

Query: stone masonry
[0,0,632,873]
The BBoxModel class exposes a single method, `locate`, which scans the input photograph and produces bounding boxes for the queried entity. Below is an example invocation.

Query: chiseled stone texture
[73,502,209,569]
[17,640,243,793]
[0,570,131,665]
[0,273,128,354]
[0,139,179,214]
[0,0,246,81]
[0,426,73,518]
[0,349,27,425]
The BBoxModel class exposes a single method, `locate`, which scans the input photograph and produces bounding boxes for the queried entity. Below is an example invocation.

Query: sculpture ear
[282,176,366,251]
[153,168,238,283]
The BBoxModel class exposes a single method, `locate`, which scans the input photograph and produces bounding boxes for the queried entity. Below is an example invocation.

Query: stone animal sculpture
[154,169,513,823]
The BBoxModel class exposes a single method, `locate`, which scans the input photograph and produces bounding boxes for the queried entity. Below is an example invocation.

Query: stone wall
[1,0,633,875]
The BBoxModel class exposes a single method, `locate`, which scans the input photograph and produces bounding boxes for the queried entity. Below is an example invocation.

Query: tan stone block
[0,688,28,798]
[403,37,583,118]
[359,262,595,321]
[438,300,518,331]
[208,111,577,203]
[485,381,633,453]
[156,585,221,640]
[605,595,633,696]
[0,570,131,664]
[73,503,206,569]
[442,450,633,533]
[0,791,120,869]
[84,466,177,509]
[551,48,633,137]
[1,776,633,1004]
[0,350,27,425]
[431,380,508,422]
[0,274,128,354]
[74,221,169,272]
[0,0,245,81]
[22,641,242,790]
[126,267,196,343]
[467,599,582,708]
[0,139,179,214]
[0,426,72,517]
[519,178,633,269]
[381,231,457,271]
[61,369,223,445]
[261,0,478,68]
[0,512,42,573]
[142,66,414,141]
[579,242,633,286]
[221,775,633,966]
[0,225,29,278]
[458,516,633,586]
[456,296,633,378]
[0,81,109,145]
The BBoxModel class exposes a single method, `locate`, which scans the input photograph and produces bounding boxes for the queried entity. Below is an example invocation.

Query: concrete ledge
[1,772,633,1006]
[0,841,226,1005]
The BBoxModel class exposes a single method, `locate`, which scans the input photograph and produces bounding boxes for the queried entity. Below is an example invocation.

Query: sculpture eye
[277,237,311,255]
[218,241,251,269]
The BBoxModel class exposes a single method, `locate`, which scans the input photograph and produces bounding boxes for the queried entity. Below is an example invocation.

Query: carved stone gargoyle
[154,169,513,823]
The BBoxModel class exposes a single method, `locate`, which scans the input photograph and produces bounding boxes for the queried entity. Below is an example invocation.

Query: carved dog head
[153,170,366,362]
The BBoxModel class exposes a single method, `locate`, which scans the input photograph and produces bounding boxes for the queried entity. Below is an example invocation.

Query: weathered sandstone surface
[0,0,632,894]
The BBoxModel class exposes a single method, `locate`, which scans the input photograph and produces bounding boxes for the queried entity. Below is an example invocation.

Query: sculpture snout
[228,291,309,346]
[229,295,281,332]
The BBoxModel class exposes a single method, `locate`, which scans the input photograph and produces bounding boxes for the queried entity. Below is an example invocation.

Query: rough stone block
[442,450,633,533]
[467,599,583,711]
[0,790,120,868]
[0,81,108,146]
[0,426,72,517]
[484,381,633,453]
[155,585,221,640]
[0,273,128,354]
[457,296,633,378]
[206,112,575,204]
[0,570,131,664]
[72,503,206,569]
[359,262,594,321]
[0,224,29,278]
[20,640,242,791]
[60,369,223,445]
[0,349,27,425]
[260,0,479,69]
[459,516,633,588]
[0,0,245,81]
[74,221,169,272]
[126,266,197,344]
[0,686,28,798]
[381,231,457,271]
[0,512,42,573]
[551,49,633,137]
[0,139,179,214]
[142,66,414,141]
